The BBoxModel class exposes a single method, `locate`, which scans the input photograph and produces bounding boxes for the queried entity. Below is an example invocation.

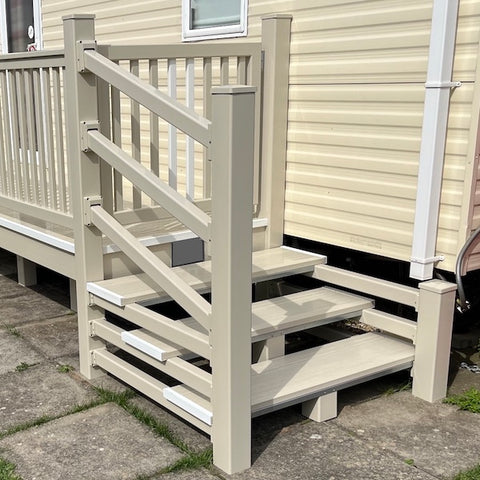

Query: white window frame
[182,0,248,42]
[0,0,43,54]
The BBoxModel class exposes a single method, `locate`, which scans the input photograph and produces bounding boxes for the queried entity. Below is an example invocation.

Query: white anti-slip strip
[280,245,328,260]
[0,216,75,253]
[121,331,167,362]
[86,282,125,306]
[163,388,213,426]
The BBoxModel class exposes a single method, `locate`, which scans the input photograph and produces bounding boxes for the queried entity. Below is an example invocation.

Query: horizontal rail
[0,50,65,69]
[93,297,211,359]
[90,205,211,329]
[105,43,262,61]
[88,130,210,240]
[83,50,211,146]
[0,195,73,228]
[91,318,212,396]
[311,264,420,309]
[92,348,211,434]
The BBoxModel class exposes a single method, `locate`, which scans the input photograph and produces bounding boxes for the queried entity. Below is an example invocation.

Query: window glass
[191,0,241,29]
[6,0,34,53]
[183,0,247,41]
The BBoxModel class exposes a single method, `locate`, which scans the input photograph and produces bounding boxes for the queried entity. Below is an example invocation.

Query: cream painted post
[259,14,292,248]
[210,85,256,474]
[302,391,338,422]
[16,257,37,286]
[97,44,114,215]
[63,14,105,379]
[412,279,456,402]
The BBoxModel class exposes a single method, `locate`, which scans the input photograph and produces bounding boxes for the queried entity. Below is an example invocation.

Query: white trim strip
[280,245,328,262]
[121,331,167,362]
[87,281,125,306]
[0,215,75,253]
[163,387,212,426]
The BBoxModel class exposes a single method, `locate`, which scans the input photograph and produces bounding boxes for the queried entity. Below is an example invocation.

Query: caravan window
[182,0,248,41]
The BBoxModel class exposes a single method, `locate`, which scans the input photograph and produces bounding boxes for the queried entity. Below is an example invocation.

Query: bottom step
[164,332,414,424]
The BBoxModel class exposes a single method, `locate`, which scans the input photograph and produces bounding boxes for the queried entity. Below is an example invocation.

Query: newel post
[210,85,256,474]
[63,14,105,379]
[259,14,292,248]
[412,279,456,402]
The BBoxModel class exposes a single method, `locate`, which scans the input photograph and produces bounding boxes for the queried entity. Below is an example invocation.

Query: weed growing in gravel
[444,388,480,413]
[452,464,480,480]
[404,459,415,466]
[56,364,74,373]
[0,458,22,480]
[3,325,21,338]
[14,362,36,373]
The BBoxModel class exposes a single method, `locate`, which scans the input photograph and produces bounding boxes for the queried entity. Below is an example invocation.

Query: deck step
[87,246,326,307]
[163,332,414,425]
[180,286,373,342]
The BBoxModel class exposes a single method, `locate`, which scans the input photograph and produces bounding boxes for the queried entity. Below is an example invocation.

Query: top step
[88,246,327,307]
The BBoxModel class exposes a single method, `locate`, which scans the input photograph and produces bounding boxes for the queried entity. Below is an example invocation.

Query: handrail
[87,129,211,241]
[0,50,65,69]
[83,50,211,146]
[90,205,212,329]
[105,43,262,61]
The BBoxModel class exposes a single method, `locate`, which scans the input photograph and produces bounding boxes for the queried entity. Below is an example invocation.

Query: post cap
[211,85,256,95]
[62,14,96,20]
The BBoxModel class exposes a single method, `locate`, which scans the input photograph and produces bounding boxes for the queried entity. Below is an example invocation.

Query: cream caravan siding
[41,0,480,272]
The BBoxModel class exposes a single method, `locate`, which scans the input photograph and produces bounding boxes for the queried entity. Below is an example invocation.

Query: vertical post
[63,14,105,379]
[210,85,256,474]
[96,44,114,214]
[16,256,37,287]
[259,14,292,248]
[412,279,456,402]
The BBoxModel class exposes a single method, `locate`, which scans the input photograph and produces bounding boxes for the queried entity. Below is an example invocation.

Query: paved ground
[1,248,480,480]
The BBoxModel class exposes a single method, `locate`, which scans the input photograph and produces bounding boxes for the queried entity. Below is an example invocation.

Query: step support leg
[252,336,285,362]
[412,280,456,402]
[302,391,338,422]
[16,256,37,287]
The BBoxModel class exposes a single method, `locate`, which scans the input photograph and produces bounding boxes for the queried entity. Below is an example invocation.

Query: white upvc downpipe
[410,0,460,280]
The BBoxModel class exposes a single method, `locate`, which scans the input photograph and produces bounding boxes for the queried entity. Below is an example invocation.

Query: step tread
[87,246,327,306]
[251,332,414,413]
[180,286,373,341]
[163,332,414,424]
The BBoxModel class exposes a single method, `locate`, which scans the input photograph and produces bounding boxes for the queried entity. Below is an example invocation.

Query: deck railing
[0,51,71,227]
[96,42,262,213]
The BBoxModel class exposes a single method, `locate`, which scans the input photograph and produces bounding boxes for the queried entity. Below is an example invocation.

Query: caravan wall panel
[41,0,480,272]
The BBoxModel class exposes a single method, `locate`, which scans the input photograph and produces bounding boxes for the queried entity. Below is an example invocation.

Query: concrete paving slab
[130,396,211,453]
[0,403,184,480]
[334,390,480,479]
[0,329,44,375]
[0,363,98,433]
[0,276,71,327]
[227,420,436,480]
[19,315,79,359]
[155,469,218,479]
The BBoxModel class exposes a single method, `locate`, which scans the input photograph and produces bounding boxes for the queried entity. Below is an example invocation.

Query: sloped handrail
[83,49,211,146]
[89,204,211,328]
[87,129,210,241]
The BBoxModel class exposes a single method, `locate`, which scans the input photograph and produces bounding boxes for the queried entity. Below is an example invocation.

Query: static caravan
[0,0,476,474]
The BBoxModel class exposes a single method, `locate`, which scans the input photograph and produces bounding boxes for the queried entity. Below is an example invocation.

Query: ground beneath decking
[1,248,480,480]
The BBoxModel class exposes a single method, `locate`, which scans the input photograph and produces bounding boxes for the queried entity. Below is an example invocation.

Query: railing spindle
[203,57,212,198]
[220,57,229,85]
[237,56,247,85]
[16,70,29,202]
[0,72,6,195]
[8,71,22,199]
[33,68,48,206]
[24,69,38,204]
[185,57,195,201]
[130,59,142,208]
[149,59,159,208]
[1,71,14,196]
[52,67,67,212]
[167,58,177,190]
[42,67,57,209]
[111,62,123,211]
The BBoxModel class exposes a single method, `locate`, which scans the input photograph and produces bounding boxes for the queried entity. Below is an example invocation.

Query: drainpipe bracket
[425,81,462,89]
[410,255,445,265]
